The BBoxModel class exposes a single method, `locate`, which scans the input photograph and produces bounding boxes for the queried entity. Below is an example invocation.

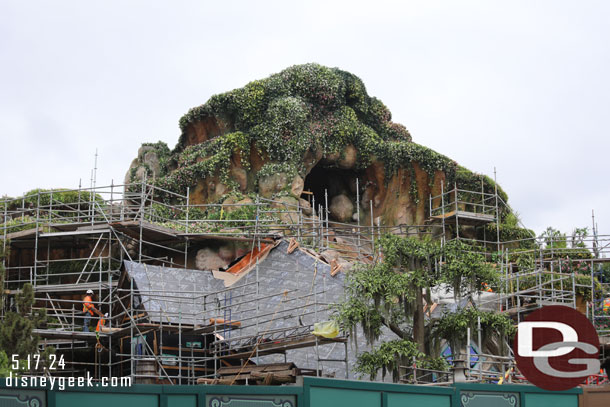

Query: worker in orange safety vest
[96,312,108,342]
[82,289,99,332]
[96,312,107,332]
[603,297,610,312]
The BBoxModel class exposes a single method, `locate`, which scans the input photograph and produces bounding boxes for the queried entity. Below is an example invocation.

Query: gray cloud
[1,0,608,235]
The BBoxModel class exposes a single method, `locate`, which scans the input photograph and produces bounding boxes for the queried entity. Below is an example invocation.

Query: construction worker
[82,289,98,332]
[96,312,108,333]
[602,357,610,381]
[96,312,108,343]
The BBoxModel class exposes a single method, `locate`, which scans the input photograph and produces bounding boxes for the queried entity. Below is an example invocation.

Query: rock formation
[126,63,507,226]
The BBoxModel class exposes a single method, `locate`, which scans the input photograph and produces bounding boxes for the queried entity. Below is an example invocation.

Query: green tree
[542,227,567,250]
[431,307,515,359]
[431,240,512,359]
[0,283,43,359]
[0,351,11,377]
[0,243,50,377]
[337,235,446,380]
[571,227,588,249]
[338,235,509,381]
[441,239,499,303]
[338,235,438,349]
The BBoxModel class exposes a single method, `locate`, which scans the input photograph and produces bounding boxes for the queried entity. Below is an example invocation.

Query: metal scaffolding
[1,180,609,386]
[0,181,356,384]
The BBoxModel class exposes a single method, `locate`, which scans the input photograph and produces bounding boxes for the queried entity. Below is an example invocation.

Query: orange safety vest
[96,316,106,332]
[83,295,94,315]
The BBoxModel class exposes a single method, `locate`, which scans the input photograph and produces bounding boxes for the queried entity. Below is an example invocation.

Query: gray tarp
[123,240,380,378]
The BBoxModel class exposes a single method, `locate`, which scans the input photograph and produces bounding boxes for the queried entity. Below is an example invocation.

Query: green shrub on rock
[130,63,506,214]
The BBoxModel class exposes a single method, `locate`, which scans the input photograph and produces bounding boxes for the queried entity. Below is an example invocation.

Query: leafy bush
[355,339,421,381]
[432,307,515,356]
[12,188,104,209]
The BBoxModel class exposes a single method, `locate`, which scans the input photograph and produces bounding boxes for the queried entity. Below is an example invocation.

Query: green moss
[454,166,508,204]
[256,162,298,181]
[128,141,173,183]
[485,222,536,247]
[252,96,311,161]
[2,216,38,234]
[142,141,172,176]
[364,97,391,131]
[141,63,505,207]
[375,141,457,184]
[150,200,279,234]
[18,188,103,207]
[156,131,251,196]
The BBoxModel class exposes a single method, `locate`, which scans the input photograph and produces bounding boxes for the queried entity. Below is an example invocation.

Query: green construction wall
[309,387,381,407]
[0,377,582,407]
[55,392,159,407]
[453,384,580,407]
[52,392,217,407]
[304,378,454,407]
[523,393,578,407]
[386,392,451,407]
[168,394,197,407]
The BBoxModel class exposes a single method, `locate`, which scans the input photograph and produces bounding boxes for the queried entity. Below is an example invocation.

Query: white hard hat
[104,313,108,317]
[86,289,94,294]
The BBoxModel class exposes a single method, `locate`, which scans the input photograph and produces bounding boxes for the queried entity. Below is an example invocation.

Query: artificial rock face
[127,63,504,225]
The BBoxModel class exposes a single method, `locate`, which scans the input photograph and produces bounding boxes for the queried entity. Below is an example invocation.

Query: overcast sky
[1,1,608,236]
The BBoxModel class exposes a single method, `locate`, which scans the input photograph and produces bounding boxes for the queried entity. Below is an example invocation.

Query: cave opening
[302,164,363,222]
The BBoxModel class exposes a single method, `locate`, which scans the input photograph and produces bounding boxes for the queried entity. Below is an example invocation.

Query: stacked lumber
[196,362,319,385]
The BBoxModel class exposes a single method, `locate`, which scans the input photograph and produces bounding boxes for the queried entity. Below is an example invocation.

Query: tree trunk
[413,287,425,353]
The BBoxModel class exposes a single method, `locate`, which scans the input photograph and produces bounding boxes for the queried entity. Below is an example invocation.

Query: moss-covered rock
[126,63,508,226]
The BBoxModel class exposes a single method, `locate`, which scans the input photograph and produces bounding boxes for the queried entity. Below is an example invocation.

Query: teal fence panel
[386,392,451,407]
[0,388,46,407]
[204,394,297,407]
[309,387,381,407]
[0,377,583,407]
[453,383,580,407]
[55,392,158,407]
[523,393,578,407]
[459,391,519,407]
[167,394,196,407]
[303,377,454,407]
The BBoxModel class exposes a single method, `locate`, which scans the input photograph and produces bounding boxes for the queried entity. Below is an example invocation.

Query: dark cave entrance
[302,164,363,222]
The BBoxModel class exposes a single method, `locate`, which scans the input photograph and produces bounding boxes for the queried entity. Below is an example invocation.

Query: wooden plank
[110,220,178,242]
[181,234,276,244]
[218,362,294,375]
[216,335,346,360]
[262,373,274,385]
[224,242,275,274]
[251,371,296,384]
[429,210,495,226]
[196,378,232,385]
[5,227,42,240]
[160,345,207,353]
[161,365,210,372]
[39,229,111,237]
